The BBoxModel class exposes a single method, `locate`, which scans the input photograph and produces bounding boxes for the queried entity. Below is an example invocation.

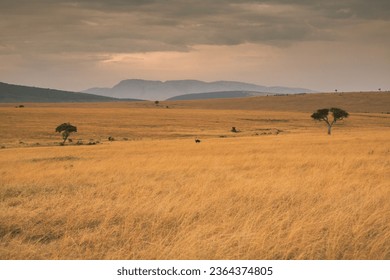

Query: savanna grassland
[0,92,389,259]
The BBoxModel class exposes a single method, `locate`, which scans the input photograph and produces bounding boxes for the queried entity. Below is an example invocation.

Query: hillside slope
[0,82,140,103]
[165,92,390,113]
[167,90,269,100]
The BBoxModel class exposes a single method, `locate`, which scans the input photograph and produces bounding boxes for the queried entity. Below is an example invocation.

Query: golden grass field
[0,92,389,259]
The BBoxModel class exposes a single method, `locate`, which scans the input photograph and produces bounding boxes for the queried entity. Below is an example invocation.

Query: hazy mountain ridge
[84,79,317,100]
[0,82,141,103]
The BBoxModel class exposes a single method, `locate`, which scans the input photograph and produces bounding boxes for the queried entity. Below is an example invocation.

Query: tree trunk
[62,131,69,144]
[327,124,332,135]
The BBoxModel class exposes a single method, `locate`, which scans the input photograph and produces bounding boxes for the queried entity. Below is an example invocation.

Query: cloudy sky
[1,0,389,92]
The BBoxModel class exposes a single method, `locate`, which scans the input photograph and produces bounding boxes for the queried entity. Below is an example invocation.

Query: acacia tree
[55,123,77,144]
[311,108,349,135]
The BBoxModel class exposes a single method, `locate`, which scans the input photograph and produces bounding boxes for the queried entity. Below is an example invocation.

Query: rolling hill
[165,91,390,113]
[167,90,268,100]
[0,82,141,103]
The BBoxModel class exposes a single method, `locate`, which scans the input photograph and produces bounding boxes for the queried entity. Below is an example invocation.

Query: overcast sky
[1,0,389,92]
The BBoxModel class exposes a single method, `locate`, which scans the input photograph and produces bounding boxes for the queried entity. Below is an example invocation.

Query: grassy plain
[0,92,389,259]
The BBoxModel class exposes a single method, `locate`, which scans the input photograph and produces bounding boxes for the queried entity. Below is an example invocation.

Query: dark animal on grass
[195,138,201,143]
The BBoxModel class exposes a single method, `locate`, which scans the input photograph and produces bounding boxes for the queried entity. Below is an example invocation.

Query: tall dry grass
[1,130,389,259]
[1,95,389,259]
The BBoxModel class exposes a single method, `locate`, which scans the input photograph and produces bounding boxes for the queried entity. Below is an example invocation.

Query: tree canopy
[56,123,77,144]
[311,108,349,135]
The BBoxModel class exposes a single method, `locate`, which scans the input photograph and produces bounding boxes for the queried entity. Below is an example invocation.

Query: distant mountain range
[0,82,141,103]
[84,79,317,100]
[0,79,317,103]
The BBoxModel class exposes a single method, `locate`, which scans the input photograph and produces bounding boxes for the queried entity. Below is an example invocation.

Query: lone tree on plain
[55,123,77,144]
[311,108,349,135]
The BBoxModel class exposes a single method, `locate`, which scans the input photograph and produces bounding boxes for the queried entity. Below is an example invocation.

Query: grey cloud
[2,0,389,18]
[0,0,389,57]
[68,0,390,20]
[259,0,390,19]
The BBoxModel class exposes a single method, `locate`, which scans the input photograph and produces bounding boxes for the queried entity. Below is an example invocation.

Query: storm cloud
[1,0,389,91]
[2,0,389,52]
